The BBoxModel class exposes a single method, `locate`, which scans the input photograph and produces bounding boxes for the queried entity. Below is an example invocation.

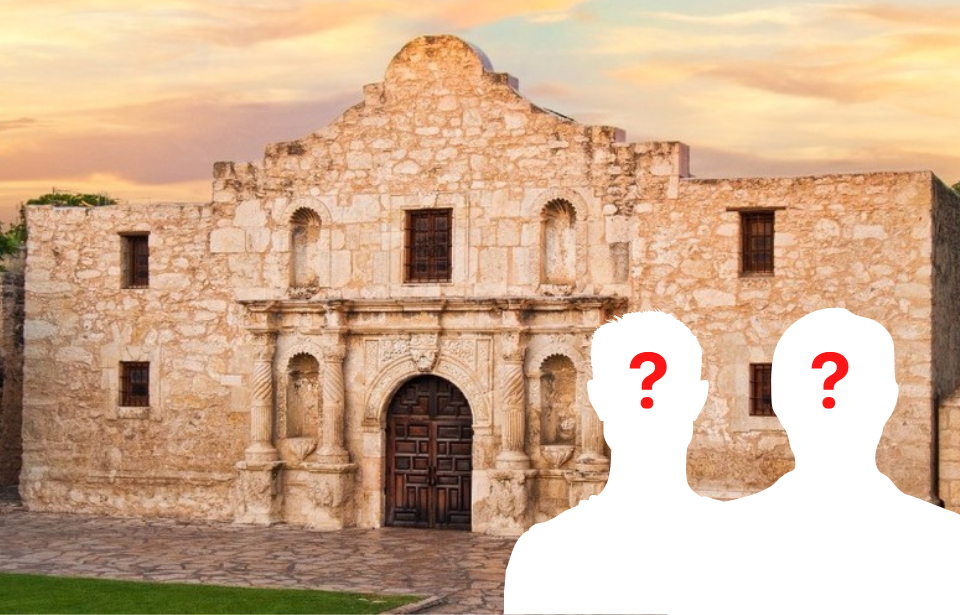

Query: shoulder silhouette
[715,308,960,615]
[505,311,717,614]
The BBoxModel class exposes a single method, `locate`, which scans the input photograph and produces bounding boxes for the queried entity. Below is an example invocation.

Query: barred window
[120,362,150,407]
[749,363,775,417]
[741,211,774,275]
[121,234,149,288]
[405,209,451,283]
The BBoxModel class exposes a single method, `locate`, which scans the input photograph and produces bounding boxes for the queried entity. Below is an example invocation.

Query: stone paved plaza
[0,500,517,614]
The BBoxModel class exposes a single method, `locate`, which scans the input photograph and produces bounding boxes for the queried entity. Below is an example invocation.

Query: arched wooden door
[385,375,473,530]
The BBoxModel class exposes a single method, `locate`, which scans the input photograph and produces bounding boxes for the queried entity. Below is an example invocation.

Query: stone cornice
[238,295,626,315]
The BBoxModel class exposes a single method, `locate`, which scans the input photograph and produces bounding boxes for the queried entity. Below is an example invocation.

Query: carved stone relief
[540,355,577,446]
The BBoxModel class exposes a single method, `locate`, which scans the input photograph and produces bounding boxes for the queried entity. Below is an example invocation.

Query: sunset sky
[2,0,958,224]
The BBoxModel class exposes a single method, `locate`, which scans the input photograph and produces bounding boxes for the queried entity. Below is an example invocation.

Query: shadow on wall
[0,248,24,489]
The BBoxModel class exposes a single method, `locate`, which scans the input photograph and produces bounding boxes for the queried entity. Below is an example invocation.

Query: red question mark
[630,352,667,409]
[812,352,848,409]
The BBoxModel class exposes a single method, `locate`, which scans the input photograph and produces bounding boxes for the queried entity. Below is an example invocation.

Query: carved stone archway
[365,355,491,429]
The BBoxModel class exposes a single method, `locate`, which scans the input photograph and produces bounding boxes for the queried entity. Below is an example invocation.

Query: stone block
[246,228,271,253]
[209,228,246,253]
[24,320,58,341]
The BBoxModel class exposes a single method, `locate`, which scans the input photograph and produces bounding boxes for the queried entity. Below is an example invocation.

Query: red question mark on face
[630,352,667,409]
[812,352,848,409]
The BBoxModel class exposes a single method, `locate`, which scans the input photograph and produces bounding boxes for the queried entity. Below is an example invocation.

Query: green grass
[0,572,424,614]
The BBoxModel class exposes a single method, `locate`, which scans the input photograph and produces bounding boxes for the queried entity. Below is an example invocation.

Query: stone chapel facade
[15,35,960,534]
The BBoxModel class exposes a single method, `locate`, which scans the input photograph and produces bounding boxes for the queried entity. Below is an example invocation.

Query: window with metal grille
[741,211,774,275]
[749,363,775,417]
[121,234,149,288]
[405,209,451,283]
[120,362,150,407]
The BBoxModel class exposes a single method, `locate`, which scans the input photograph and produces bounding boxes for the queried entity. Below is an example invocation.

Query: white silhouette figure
[505,311,717,614]
[712,308,960,615]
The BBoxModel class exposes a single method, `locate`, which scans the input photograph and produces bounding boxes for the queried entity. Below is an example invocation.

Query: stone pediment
[254,34,627,176]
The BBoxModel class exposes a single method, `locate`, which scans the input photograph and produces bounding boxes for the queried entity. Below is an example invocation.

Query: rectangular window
[749,363,775,417]
[120,362,150,407]
[405,209,452,283]
[121,234,149,288]
[741,211,774,275]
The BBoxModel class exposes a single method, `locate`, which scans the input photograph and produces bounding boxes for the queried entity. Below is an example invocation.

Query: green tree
[953,180,960,194]
[26,190,116,208]
[0,203,26,259]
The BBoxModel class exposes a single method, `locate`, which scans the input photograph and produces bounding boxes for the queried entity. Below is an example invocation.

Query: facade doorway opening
[385,375,473,529]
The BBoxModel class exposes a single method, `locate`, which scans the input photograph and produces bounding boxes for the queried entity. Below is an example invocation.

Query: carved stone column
[317,306,350,465]
[245,330,279,464]
[577,332,609,470]
[316,341,349,464]
[236,304,282,525]
[496,312,530,470]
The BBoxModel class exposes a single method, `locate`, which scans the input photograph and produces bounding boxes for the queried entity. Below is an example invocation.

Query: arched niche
[284,353,321,439]
[289,208,321,290]
[541,199,577,284]
[539,354,578,445]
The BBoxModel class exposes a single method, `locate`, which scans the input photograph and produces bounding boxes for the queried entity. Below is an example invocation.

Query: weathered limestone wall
[21,203,248,519]
[638,173,935,500]
[0,248,24,486]
[933,178,960,512]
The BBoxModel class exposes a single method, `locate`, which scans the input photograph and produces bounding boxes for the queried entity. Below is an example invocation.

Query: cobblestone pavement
[0,505,517,614]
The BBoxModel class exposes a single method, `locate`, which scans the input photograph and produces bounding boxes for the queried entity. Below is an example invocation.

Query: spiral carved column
[577,334,609,470]
[318,341,350,464]
[245,331,279,464]
[496,328,530,470]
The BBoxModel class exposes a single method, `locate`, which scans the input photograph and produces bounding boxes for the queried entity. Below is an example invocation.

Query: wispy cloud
[834,3,960,28]
[185,1,392,47]
[647,6,806,26]
[0,93,357,184]
[429,0,588,28]
[0,118,38,132]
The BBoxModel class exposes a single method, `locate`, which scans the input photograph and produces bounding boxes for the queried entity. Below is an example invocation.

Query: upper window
[749,363,775,417]
[121,233,149,288]
[740,211,774,275]
[120,361,150,407]
[405,209,451,283]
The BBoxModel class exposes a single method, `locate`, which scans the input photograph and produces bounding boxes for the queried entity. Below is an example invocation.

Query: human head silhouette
[772,308,899,469]
[587,311,708,452]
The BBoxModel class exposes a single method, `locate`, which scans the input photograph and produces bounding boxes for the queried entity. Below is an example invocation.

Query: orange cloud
[0,93,357,198]
[0,118,38,132]
[186,1,393,47]
[430,0,588,29]
[835,3,960,28]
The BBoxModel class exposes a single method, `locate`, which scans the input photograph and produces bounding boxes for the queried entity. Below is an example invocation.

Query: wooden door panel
[387,417,432,527]
[434,420,472,529]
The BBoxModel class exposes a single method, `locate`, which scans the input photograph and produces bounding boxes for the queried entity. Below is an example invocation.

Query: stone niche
[539,355,578,447]
[533,353,579,523]
[289,208,321,295]
[278,352,321,464]
[542,199,577,284]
